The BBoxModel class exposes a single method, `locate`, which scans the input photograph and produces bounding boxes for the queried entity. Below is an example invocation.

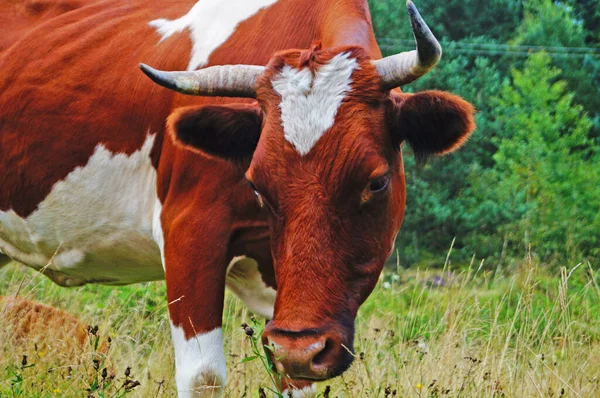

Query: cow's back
[0,0,329,216]
[0,0,89,55]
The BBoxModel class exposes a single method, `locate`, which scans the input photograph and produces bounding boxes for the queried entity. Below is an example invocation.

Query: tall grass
[1,254,599,397]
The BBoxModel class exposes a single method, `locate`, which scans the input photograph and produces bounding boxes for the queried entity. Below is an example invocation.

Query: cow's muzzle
[262,322,354,380]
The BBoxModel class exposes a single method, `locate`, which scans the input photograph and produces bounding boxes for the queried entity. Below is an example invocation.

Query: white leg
[171,324,227,398]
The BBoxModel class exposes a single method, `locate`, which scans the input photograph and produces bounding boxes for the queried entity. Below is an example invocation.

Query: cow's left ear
[387,90,475,162]
[167,103,262,159]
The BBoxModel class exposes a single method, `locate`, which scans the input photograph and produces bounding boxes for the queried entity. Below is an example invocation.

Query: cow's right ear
[167,103,262,159]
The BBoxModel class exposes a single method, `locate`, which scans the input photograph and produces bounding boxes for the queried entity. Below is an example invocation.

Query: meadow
[1,251,599,397]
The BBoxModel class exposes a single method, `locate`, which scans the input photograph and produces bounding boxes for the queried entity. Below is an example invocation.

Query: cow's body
[0,0,377,283]
[0,1,475,396]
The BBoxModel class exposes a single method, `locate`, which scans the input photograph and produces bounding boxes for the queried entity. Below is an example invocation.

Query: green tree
[394,53,504,265]
[511,0,600,142]
[467,52,600,264]
[369,0,522,43]
[369,1,600,267]
[563,0,600,44]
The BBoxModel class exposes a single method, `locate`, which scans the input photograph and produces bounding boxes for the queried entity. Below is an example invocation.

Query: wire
[379,44,600,59]
[377,38,600,54]
[377,38,600,58]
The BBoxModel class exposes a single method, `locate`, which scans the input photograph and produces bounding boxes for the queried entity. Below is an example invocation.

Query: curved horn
[374,0,442,90]
[139,64,265,98]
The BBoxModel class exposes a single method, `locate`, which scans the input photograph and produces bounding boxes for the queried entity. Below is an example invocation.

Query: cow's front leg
[162,214,231,398]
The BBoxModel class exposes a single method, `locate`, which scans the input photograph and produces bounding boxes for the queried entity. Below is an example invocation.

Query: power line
[379,44,599,59]
[376,38,600,54]
[377,38,600,58]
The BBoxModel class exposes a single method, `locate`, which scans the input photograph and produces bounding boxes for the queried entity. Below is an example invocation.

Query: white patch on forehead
[170,323,226,397]
[0,135,164,285]
[149,0,278,71]
[271,52,358,156]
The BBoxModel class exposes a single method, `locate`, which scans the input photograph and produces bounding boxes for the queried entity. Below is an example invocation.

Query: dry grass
[1,256,599,397]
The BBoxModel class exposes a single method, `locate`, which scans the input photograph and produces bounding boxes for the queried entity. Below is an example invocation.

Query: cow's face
[249,48,403,379]
[163,46,474,380]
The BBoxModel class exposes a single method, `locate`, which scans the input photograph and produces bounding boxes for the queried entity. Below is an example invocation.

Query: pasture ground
[1,256,599,397]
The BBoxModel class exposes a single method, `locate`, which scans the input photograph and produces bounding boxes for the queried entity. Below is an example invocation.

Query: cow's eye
[369,175,389,193]
[250,184,259,196]
[246,180,264,208]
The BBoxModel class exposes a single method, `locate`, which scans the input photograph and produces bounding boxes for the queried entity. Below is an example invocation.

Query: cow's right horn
[374,0,442,90]
[140,64,265,98]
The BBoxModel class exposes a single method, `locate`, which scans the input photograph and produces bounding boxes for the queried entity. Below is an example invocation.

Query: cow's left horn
[139,64,265,98]
[374,0,442,90]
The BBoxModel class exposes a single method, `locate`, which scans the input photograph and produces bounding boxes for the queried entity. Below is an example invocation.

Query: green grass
[1,256,600,397]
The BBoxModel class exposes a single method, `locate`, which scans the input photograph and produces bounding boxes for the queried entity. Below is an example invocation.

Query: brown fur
[0,296,88,348]
[0,0,87,55]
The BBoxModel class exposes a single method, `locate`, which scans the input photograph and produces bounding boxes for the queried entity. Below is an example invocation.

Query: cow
[0,295,89,350]
[0,0,475,396]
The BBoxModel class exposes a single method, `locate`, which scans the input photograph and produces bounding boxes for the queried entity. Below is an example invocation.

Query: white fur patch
[0,135,164,285]
[271,52,358,155]
[149,0,278,71]
[226,256,276,319]
[282,384,317,398]
[171,324,226,398]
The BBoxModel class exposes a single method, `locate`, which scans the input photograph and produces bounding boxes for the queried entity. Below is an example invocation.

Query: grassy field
[1,255,599,397]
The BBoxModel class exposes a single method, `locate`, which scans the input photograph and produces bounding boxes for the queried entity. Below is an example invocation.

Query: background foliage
[369,0,600,268]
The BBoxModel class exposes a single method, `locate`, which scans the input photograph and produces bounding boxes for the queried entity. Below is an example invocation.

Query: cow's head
[142,1,474,382]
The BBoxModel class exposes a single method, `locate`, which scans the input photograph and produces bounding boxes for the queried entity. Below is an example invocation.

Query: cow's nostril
[311,337,333,367]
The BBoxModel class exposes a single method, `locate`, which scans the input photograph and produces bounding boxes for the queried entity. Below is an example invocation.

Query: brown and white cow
[0,0,474,396]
